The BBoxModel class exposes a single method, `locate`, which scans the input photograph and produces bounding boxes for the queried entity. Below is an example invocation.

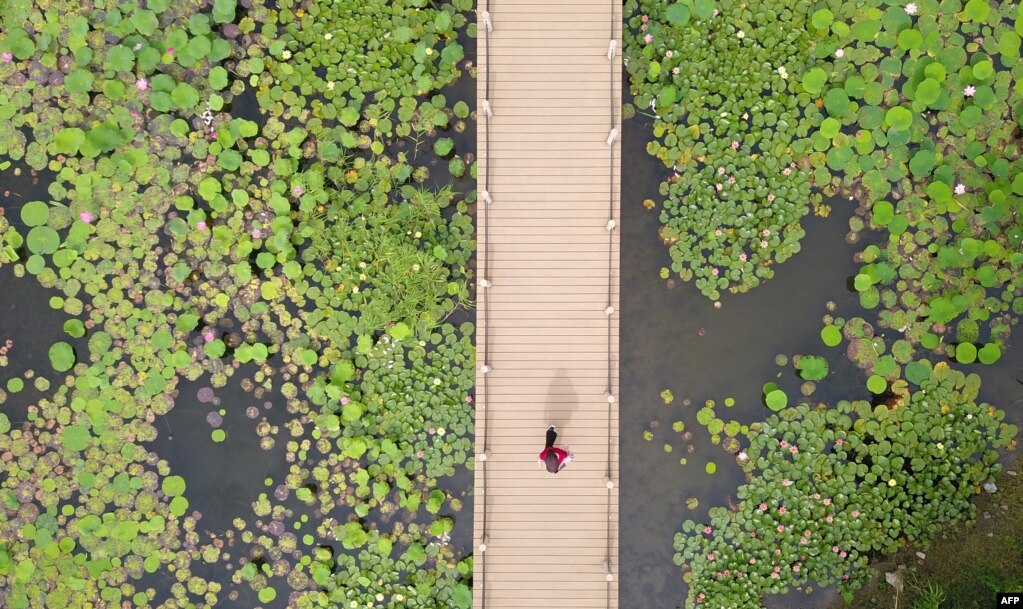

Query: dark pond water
[617,79,1023,609]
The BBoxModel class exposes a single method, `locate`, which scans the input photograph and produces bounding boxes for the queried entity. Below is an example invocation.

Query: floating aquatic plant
[676,362,1016,608]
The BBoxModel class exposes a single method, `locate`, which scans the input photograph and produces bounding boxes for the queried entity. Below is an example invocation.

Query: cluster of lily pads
[815,0,1023,357]
[676,361,1015,608]
[0,0,477,606]
[624,0,824,299]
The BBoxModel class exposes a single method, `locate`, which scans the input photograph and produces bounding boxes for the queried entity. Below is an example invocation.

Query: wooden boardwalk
[472,0,621,607]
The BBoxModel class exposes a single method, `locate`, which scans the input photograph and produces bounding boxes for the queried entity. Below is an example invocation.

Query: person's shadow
[544,368,578,441]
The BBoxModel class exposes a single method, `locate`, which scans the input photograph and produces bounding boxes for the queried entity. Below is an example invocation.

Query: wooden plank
[474,0,620,607]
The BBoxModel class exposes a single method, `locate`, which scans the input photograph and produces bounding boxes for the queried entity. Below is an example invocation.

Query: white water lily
[905,2,918,14]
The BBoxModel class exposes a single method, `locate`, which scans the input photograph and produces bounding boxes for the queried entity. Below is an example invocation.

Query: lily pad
[48,342,76,371]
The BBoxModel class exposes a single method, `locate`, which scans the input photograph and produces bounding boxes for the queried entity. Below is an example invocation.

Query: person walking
[538,425,573,473]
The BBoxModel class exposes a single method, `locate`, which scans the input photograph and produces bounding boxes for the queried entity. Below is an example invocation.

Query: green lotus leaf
[821,325,842,347]
[871,200,894,226]
[972,60,994,80]
[65,70,94,94]
[802,68,828,95]
[866,375,887,394]
[20,201,49,227]
[171,82,200,110]
[53,128,86,155]
[884,106,913,131]
[978,343,1001,365]
[198,177,222,201]
[954,342,977,364]
[796,355,829,381]
[665,2,691,25]
[765,389,787,411]
[213,0,236,23]
[897,29,922,51]
[61,424,90,451]
[49,341,75,371]
[853,273,873,291]
[915,78,941,105]
[811,8,834,29]
[963,0,990,22]
[63,319,86,338]
[106,46,135,72]
[162,475,186,497]
[131,9,159,35]
[434,137,454,157]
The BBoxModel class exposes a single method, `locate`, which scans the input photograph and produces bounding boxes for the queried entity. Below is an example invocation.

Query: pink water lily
[760,240,769,248]
[730,140,740,150]
[778,506,787,514]
[78,211,95,223]
[196,221,207,231]
[783,167,792,176]
[293,185,304,197]
[672,67,680,75]
[851,510,860,518]
[135,78,149,91]
[963,85,976,97]
[759,502,767,511]
[717,167,725,175]
[1,52,12,63]
[643,34,653,44]
[251,229,261,239]
[767,194,775,202]
[703,526,712,534]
